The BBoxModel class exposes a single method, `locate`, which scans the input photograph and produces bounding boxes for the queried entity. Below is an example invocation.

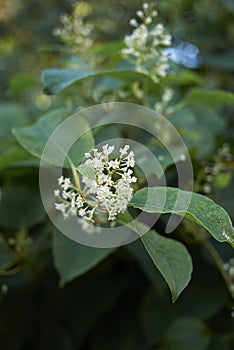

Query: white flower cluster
[53,3,94,53]
[122,2,172,83]
[54,145,137,226]
[154,87,174,114]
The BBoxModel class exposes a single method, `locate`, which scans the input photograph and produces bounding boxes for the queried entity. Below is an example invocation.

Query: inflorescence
[53,3,94,53]
[54,144,137,228]
[122,2,172,83]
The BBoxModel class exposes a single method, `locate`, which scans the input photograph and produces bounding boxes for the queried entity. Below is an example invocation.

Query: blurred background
[0,0,234,349]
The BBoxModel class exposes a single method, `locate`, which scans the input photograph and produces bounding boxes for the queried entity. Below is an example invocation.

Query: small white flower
[145,17,152,25]
[76,195,84,208]
[55,203,67,214]
[61,177,72,191]
[136,10,144,19]
[54,190,60,196]
[120,145,130,157]
[58,176,64,185]
[109,159,120,170]
[129,18,138,27]
[62,190,69,200]
[125,151,135,167]
[79,208,86,217]
[102,144,115,155]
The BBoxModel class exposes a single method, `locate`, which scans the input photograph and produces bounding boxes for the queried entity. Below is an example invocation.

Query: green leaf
[0,103,28,141]
[141,230,192,302]
[164,69,202,86]
[52,229,115,286]
[119,214,192,302]
[13,109,94,167]
[13,109,69,159]
[182,88,234,109]
[130,187,234,247]
[134,146,187,179]
[42,68,152,94]
[76,164,96,181]
[0,144,39,172]
[126,240,166,289]
[162,317,211,350]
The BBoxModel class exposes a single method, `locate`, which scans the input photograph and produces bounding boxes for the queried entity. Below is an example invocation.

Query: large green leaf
[42,68,152,94]
[119,215,192,302]
[13,109,94,167]
[52,229,115,286]
[182,88,234,109]
[130,187,234,247]
[141,230,193,302]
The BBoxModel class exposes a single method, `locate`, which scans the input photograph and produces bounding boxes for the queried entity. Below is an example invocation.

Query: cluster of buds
[154,87,174,115]
[122,2,172,83]
[54,145,137,228]
[53,2,94,53]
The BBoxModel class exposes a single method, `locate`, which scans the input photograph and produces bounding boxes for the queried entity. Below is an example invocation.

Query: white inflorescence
[53,4,94,53]
[122,2,172,83]
[54,144,137,226]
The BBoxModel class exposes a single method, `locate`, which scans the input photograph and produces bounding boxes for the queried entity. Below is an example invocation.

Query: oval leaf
[130,187,234,247]
[182,88,234,109]
[13,109,94,167]
[118,214,192,302]
[42,68,152,94]
[141,230,193,302]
